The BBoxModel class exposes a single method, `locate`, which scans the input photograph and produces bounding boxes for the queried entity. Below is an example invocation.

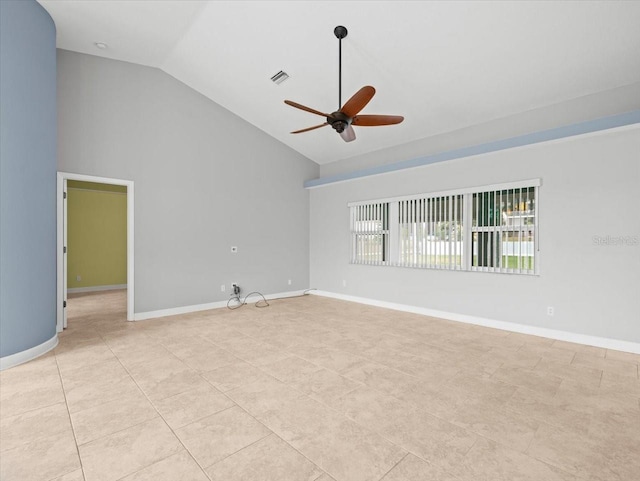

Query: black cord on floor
[226,288,317,310]
[227,291,270,310]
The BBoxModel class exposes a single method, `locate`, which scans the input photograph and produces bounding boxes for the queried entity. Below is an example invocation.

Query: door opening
[57,172,134,331]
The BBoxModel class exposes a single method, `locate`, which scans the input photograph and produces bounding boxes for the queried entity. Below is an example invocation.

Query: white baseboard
[309,290,640,355]
[0,334,59,371]
[68,284,127,294]
[133,290,307,321]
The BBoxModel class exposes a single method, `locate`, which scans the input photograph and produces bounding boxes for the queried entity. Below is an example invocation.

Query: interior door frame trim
[56,172,135,331]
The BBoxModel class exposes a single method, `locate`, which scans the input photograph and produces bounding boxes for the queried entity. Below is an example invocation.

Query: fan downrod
[334,26,348,39]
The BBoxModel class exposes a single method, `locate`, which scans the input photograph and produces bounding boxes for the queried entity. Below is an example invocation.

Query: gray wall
[321,82,640,178]
[0,0,57,357]
[57,50,318,313]
[310,126,640,343]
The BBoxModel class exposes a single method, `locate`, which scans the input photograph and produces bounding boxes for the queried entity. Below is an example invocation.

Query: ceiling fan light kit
[284,25,404,143]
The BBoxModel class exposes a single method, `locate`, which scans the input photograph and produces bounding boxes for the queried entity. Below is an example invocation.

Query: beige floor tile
[225,376,308,420]
[329,385,411,433]
[381,453,462,480]
[362,346,461,385]
[518,344,577,364]
[159,335,221,358]
[59,356,128,386]
[0,350,58,376]
[492,365,563,395]
[153,383,235,429]
[7,291,640,481]
[450,401,539,452]
[380,408,477,465]
[286,346,368,374]
[229,385,407,481]
[129,360,208,401]
[260,355,322,383]
[341,360,423,400]
[599,371,640,398]
[175,405,271,467]
[0,429,81,481]
[605,349,640,364]
[504,386,592,435]
[571,352,637,378]
[181,348,240,372]
[527,422,632,480]
[552,340,606,358]
[52,469,85,481]
[290,413,407,481]
[70,391,158,445]
[480,346,542,369]
[64,373,142,414]
[0,402,71,452]
[203,360,275,392]
[206,434,322,481]
[447,436,577,481]
[120,450,209,481]
[405,382,468,419]
[217,337,289,366]
[446,373,518,407]
[293,368,362,405]
[114,345,176,369]
[79,417,182,481]
[0,370,66,419]
[535,359,603,388]
[554,377,639,418]
[55,340,117,374]
[587,397,640,443]
[312,475,336,481]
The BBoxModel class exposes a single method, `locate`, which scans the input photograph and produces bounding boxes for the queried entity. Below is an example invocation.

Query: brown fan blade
[352,114,404,126]
[284,100,332,118]
[291,123,329,134]
[339,125,356,142]
[341,86,376,118]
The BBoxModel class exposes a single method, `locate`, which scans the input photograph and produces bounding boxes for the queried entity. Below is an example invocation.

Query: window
[350,202,389,265]
[349,179,539,274]
[471,186,536,274]
[397,195,464,269]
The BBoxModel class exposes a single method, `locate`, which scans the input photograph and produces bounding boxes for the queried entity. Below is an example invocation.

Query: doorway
[56,172,134,331]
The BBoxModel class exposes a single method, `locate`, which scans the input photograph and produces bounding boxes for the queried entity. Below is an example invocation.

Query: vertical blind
[398,195,464,269]
[350,202,389,265]
[349,179,539,275]
[471,186,537,274]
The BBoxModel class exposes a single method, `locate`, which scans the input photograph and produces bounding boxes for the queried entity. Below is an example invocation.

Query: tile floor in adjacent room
[1,290,639,481]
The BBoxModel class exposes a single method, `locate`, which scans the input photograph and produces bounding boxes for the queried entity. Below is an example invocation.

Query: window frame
[348,179,540,275]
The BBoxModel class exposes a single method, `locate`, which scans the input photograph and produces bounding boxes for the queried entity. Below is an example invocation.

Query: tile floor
[1,290,639,481]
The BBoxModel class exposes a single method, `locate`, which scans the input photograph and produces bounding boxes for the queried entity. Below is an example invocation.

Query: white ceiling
[39,1,640,165]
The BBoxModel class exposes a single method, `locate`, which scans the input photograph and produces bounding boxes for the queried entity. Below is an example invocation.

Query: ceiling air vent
[270,70,290,85]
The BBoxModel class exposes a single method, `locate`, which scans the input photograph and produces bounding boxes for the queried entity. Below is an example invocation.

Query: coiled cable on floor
[226,288,317,310]
[227,291,270,310]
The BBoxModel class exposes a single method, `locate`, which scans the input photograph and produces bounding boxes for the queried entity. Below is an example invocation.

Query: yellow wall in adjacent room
[67,181,127,288]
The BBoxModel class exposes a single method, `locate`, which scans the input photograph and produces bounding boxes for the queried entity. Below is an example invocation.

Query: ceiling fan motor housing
[327,111,351,133]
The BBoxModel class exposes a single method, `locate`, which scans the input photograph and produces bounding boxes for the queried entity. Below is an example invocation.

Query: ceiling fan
[284,26,404,143]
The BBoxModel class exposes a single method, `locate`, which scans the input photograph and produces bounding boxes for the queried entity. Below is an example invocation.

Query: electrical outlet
[76,275,81,281]
[288,279,292,285]
[547,306,554,316]
[230,246,238,253]
[220,284,225,292]
[342,280,347,287]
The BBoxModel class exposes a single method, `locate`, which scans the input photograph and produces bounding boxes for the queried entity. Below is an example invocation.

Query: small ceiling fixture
[94,42,108,50]
[270,70,290,85]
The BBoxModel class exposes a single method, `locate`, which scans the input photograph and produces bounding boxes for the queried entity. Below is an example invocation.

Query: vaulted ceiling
[39,1,640,165]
